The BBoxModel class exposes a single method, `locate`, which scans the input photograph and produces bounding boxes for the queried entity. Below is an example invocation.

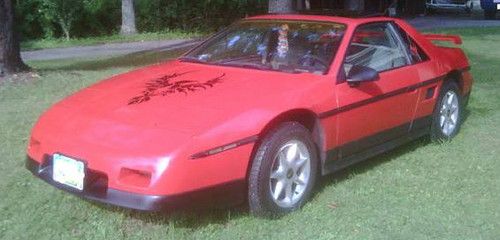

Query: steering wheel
[298,55,329,70]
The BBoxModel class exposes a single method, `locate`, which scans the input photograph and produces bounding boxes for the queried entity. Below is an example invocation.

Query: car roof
[246,14,395,26]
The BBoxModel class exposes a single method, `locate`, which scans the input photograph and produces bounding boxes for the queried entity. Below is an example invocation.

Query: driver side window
[343,22,409,76]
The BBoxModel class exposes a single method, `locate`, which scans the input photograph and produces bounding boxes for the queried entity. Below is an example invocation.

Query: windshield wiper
[179,56,301,73]
[214,55,262,64]
[178,56,207,64]
[222,62,272,71]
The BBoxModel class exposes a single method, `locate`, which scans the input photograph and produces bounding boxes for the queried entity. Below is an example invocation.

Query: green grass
[21,31,202,51]
[1,27,500,240]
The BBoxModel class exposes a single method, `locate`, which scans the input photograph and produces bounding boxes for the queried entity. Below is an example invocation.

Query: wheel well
[445,70,464,94]
[245,109,326,181]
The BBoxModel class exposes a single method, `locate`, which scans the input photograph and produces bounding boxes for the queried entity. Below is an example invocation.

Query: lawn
[1,27,500,240]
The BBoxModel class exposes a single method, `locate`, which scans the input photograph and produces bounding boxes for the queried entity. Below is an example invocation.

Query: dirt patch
[0,72,41,86]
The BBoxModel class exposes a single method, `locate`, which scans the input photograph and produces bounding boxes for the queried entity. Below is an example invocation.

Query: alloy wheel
[269,140,311,208]
[439,90,460,136]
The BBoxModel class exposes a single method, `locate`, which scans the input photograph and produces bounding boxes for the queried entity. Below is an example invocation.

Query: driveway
[21,15,500,62]
[407,16,500,30]
[21,39,200,61]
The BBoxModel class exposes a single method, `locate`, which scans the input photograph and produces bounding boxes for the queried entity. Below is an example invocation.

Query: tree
[120,0,137,35]
[268,0,294,13]
[0,0,29,76]
[41,0,83,40]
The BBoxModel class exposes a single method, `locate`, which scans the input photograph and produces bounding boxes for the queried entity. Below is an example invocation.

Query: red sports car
[26,14,473,216]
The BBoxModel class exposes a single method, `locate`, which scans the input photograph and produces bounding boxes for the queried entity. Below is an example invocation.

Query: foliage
[15,0,267,41]
[38,0,84,40]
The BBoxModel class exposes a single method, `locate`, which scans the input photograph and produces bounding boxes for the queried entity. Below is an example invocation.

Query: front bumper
[25,156,246,211]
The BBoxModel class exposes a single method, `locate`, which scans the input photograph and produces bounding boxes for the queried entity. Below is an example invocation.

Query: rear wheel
[431,81,463,141]
[248,122,318,217]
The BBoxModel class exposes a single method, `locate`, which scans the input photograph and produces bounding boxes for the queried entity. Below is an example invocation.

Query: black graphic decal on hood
[128,72,225,105]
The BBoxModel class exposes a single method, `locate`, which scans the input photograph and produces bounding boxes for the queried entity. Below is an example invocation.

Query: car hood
[35,61,322,150]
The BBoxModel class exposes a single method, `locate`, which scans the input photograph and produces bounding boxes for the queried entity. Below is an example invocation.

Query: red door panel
[336,65,420,156]
[412,60,443,121]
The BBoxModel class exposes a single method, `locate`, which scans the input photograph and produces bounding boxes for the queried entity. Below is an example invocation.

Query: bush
[15,0,267,41]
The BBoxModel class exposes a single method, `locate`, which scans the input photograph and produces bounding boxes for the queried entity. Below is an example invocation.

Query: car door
[334,22,421,160]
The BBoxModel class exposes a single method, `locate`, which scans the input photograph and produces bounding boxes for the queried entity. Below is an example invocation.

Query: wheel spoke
[270,167,284,180]
[273,180,285,200]
[447,92,454,105]
[441,101,448,111]
[294,157,307,170]
[448,119,455,131]
[285,181,293,202]
[278,151,288,169]
[286,143,299,163]
[450,106,458,114]
[443,120,450,135]
[294,176,306,186]
[450,116,457,125]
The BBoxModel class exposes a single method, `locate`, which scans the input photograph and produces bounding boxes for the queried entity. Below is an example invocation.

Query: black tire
[484,11,496,20]
[248,122,318,217]
[430,81,463,142]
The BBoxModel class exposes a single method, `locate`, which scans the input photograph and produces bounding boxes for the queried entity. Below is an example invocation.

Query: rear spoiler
[423,34,462,45]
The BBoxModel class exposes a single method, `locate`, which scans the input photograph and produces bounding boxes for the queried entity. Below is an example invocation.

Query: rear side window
[343,22,410,75]
[394,24,429,63]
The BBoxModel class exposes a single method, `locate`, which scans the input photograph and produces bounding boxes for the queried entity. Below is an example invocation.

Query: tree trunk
[268,0,294,13]
[59,20,71,41]
[344,0,365,11]
[0,0,29,77]
[120,0,137,35]
[305,0,311,10]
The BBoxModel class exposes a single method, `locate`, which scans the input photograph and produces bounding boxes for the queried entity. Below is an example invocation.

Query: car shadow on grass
[88,199,249,229]
[315,137,431,196]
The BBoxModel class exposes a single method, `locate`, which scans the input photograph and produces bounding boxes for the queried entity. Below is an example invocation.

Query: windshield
[181,20,346,74]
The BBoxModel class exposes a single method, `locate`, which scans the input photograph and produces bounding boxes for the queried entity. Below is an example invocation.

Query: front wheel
[248,122,318,217]
[431,81,463,142]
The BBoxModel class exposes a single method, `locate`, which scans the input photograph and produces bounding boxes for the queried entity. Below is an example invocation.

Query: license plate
[53,154,85,191]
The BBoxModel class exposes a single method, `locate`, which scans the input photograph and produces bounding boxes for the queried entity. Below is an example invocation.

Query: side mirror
[346,65,379,87]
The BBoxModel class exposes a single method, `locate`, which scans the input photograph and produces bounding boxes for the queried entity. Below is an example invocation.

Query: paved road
[407,16,500,30]
[21,39,200,61]
[21,16,500,62]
